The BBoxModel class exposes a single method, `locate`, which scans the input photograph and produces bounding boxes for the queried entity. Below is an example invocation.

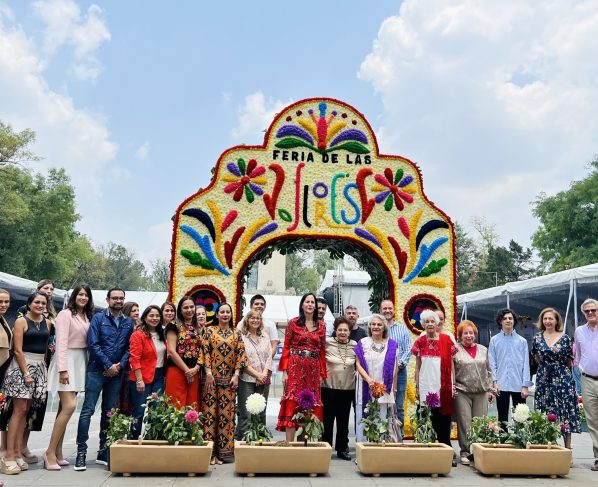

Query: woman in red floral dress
[277,293,327,442]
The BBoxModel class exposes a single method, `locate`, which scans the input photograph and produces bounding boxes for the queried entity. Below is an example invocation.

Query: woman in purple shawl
[354,314,398,441]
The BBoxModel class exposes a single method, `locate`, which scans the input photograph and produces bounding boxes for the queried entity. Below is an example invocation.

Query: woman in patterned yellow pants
[201,303,247,464]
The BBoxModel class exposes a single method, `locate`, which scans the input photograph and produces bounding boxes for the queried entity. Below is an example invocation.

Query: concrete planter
[109,440,213,476]
[471,443,572,477]
[355,442,454,477]
[234,441,332,476]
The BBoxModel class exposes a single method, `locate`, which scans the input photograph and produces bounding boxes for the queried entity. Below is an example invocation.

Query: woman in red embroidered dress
[277,293,327,442]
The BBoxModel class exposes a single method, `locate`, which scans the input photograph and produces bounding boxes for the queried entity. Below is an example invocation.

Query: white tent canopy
[457,262,598,345]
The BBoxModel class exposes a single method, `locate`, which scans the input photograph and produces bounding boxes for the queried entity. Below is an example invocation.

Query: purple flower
[547,413,558,422]
[106,410,113,418]
[296,388,317,411]
[424,392,441,409]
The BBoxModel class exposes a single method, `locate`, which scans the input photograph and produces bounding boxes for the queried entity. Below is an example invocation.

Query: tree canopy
[532,157,598,272]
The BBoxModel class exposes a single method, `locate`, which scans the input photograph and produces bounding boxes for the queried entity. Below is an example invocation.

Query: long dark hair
[67,285,94,320]
[138,305,165,339]
[298,293,318,326]
[215,302,233,326]
[176,296,198,328]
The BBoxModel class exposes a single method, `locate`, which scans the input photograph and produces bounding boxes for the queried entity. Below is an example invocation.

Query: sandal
[0,459,21,475]
[216,458,223,465]
[15,458,29,471]
[210,456,217,465]
[21,450,39,464]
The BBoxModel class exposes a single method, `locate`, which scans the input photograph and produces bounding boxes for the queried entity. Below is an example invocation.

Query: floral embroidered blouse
[165,323,203,368]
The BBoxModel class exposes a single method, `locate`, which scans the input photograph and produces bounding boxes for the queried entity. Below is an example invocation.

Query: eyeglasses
[583,309,597,315]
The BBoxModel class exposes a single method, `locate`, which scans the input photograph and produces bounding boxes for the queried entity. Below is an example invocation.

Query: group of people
[0,280,597,475]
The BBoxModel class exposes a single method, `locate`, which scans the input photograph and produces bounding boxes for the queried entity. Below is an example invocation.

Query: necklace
[335,338,350,369]
[371,340,386,353]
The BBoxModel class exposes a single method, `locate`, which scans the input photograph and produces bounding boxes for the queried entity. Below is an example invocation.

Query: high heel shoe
[15,457,28,471]
[43,453,61,471]
[57,458,70,466]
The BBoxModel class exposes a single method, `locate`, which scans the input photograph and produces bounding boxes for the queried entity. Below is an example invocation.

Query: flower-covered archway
[169,97,456,337]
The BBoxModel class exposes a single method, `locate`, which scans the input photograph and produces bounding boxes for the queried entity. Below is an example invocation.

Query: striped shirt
[388,322,412,367]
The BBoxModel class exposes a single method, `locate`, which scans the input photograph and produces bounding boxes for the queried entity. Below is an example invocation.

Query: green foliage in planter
[468,416,506,445]
[142,394,205,445]
[360,398,389,443]
[508,408,562,449]
[106,408,135,446]
[410,403,436,443]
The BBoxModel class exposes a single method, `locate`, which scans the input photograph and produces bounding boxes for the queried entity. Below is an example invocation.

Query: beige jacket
[0,316,13,367]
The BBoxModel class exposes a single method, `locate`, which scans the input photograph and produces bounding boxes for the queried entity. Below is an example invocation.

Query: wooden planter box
[234,441,332,476]
[355,442,454,477]
[110,440,213,476]
[471,443,572,477]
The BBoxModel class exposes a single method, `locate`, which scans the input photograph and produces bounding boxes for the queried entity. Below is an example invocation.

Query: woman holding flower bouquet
[322,317,357,460]
[354,314,398,442]
[128,305,167,439]
[164,296,203,409]
[201,303,247,464]
[532,308,581,449]
[412,309,457,458]
[277,293,327,442]
[236,310,273,440]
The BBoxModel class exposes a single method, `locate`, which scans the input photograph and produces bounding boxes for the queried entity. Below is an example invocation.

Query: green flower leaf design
[275,137,317,151]
[325,141,370,154]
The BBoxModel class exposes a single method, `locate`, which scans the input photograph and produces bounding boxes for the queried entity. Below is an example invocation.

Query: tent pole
[564,279,575,333]
[506,293,510,308]
[573,279,579,327]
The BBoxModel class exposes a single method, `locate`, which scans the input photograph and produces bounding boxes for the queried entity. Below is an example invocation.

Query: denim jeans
[394,366,407,435]
[129,367,165,439]
[76,369,122,453]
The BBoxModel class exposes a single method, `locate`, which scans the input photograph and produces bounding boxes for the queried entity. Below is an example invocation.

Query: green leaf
[384,194,393,211]
[237,158,246,175]
[244,185,255,203]
[394,168,403,185]
[326,141,370,154]
[275,138,317,151]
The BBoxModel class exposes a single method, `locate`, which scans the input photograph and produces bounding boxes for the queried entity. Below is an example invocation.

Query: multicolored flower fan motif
[372,168,415,211]
[275,102,369,154]
[223,158,267,203]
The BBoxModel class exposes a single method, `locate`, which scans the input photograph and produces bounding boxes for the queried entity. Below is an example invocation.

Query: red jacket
[128,329,165,383]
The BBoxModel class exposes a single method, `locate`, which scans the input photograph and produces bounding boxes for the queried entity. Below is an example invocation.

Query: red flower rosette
[370,381,387,399]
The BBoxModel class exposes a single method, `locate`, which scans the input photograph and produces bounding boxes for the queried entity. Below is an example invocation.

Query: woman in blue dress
[532,307,580,450]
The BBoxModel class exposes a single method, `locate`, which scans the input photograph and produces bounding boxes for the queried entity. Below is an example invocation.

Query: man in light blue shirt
[488,308,532,428]
[382,299,412,435]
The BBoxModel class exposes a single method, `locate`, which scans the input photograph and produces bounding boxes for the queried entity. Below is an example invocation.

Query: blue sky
[1,0,597,266]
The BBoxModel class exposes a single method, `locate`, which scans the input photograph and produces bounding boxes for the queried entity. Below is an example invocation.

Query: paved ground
[3,397,598,487]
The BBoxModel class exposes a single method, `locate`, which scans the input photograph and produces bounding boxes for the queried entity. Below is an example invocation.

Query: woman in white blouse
[236,310,273,440]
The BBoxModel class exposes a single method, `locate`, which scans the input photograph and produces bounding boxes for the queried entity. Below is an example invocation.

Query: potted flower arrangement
[235,390,332,477]
[471,404,572,477]
[356,389,454,476]
[108,393,213,476]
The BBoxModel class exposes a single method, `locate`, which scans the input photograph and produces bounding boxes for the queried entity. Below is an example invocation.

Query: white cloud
[138,220,174,265]
[359,0,598,246]
[33,0,111,81]
[0,7,117,195]
[232,91,288,141]
[135,141,150,161]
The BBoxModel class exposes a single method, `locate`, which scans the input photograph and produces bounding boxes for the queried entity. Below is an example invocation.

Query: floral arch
[169,97,456,335]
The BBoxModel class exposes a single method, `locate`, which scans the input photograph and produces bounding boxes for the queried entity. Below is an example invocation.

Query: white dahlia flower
[246,393,267,415]
[513,403,530,423]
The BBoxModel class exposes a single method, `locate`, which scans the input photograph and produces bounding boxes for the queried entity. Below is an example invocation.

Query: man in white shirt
[239,295,279,357]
